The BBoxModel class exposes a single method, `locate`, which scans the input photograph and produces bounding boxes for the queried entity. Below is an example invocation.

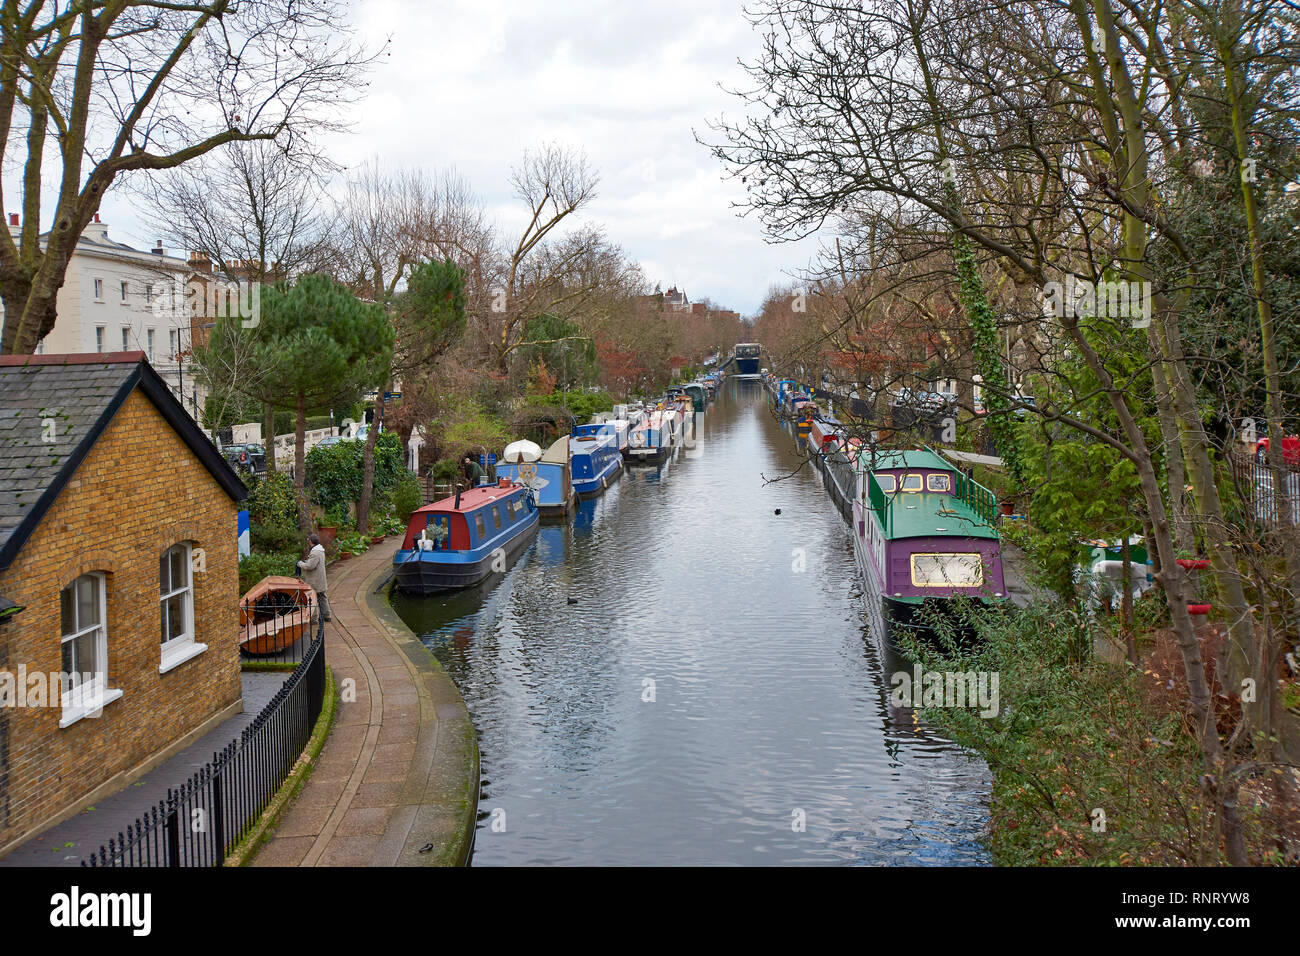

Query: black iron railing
[82,624,326,867]
[238,587,317,667]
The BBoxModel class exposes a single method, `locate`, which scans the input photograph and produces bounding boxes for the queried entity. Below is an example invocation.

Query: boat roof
[414,483,522,515]
[866,449,955,472]
[884,491,998,540]
[541,436,570,464]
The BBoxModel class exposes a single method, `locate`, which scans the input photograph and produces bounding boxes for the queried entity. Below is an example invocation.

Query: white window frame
[146,328,155,362]
[121,327,130,351]
[159,542,206,673]
[94,326,105,353]
[168,328,178,360]
[59,572,122,727]
[120,280,129,303]
[93,277,104,301]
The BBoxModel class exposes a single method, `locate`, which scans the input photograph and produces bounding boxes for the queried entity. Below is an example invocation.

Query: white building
[2,213,207,423]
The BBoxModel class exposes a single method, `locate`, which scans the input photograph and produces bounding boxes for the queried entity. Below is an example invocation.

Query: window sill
[159,641,207,674]
[59,688,124,728]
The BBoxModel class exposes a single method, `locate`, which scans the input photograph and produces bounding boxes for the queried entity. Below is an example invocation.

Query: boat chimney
[454,488,461,510]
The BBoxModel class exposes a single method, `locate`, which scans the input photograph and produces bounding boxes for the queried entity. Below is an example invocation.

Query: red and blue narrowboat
[394,479,539,594]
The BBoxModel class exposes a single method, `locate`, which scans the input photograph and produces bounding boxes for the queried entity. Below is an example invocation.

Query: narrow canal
[391,380,992,865]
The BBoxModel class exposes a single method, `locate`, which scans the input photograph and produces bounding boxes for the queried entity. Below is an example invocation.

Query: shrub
[238,550,299,593]
[338,530,369,556]
[391,471,423,522]
[305,430,407,514]
[243,471,300,553]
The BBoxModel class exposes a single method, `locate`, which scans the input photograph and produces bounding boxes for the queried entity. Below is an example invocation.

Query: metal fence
[1230,452,1300,528]
[82,624,327,867]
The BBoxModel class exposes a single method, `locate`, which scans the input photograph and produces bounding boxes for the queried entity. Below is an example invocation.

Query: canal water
[391,380,991,865]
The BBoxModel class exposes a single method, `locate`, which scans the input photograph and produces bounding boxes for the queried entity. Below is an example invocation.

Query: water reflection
[391,380,991,865]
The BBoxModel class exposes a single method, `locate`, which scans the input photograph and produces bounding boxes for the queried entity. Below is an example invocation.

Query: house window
[121,327,130,351]
[95,326,104,352]
[159,543,204,673]
[59,572,120,725]
[120,280,129,303]
[93,278,104,300]
[145,284,153,306]
[169,329,178,359]
[146,328,155,361]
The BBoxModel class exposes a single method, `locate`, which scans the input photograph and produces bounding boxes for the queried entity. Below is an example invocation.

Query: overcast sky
[89,0,824,318]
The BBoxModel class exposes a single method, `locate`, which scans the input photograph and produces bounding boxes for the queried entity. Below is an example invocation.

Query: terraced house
[0,352,247,857]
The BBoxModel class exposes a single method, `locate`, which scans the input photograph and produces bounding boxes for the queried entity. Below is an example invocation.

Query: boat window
[475,512,486,538]
[492,506,502,530]
[901,473,923,493]
[927,473,952,492]
[875,473,897,493]
[911,553,983,587]
[425,515,449,549]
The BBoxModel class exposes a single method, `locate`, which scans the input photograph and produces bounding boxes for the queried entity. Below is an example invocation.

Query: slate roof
[0,352,247,571]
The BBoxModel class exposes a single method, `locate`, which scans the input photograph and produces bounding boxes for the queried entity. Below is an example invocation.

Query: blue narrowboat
[494,436,576,518]
[570,424,623,498]
[393,479,539,594]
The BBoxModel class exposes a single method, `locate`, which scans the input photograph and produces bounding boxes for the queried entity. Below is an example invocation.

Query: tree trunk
[1122,535,1136,664]
[263,401,278,474]
[356,374,389,536]
[295,395,310,534]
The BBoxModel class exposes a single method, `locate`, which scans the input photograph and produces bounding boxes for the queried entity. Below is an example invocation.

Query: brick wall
[0,388,242,849]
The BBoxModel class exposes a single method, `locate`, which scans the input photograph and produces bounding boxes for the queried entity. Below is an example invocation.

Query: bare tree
[137,137,337,466]
[0,0,377,355]
[488,143,601,373]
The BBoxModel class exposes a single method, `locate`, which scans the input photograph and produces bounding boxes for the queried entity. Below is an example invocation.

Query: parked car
[222,442,265,475]
[1255,434,1300,464]
[314,435,345,450]
[894,387,945,411]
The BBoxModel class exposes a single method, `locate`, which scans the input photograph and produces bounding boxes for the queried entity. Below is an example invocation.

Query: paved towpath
[251,539,478,867]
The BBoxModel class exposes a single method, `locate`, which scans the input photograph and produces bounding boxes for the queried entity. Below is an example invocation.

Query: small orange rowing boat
[238,576,316,655]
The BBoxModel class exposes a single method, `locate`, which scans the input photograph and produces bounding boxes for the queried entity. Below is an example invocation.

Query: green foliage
[396,259,468,366]
[443,399,514,452]
[305,431,406,514]
[517,313,598,388]
[521,389,615,426]
[196,273,394,434]
[391,471,423,522]
[237,551,299,593]
[243,471,301,553]
[899,601,1220,865]
[337,530,369,556]
[427,458,460,482]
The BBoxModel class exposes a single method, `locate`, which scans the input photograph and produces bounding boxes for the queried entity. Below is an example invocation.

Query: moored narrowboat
[495,435,576,518]
[393,479,539,594]
[570,424,623,497]
[851,449,1006,625]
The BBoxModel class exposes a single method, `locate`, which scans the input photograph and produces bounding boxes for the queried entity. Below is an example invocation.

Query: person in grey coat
[297,532,331,622]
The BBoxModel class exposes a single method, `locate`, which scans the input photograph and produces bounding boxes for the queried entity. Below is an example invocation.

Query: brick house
[0,352,247,856]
